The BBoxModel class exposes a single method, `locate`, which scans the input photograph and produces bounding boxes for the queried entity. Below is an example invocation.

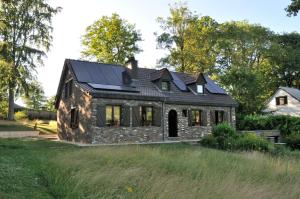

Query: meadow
[1,139,300,199]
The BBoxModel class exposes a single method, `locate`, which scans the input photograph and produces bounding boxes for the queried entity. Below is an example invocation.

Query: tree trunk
[8,84,15,120]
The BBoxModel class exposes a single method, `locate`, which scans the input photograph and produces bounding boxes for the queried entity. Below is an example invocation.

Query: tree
[81,13,142,64]
[286,0,300,16]
[0,0,60,120]
[220,67,266,114]
[269,32,300,88]
[44,96,56,112]
[22,81,45,110]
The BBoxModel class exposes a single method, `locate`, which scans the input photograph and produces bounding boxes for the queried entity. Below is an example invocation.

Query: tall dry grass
[43,144,300,199]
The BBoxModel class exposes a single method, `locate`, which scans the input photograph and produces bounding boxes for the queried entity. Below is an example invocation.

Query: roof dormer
[186,73,207,95]
[150,68,173,91]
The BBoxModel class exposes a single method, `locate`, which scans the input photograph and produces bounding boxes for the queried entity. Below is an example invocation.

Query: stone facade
[57,71,236,144]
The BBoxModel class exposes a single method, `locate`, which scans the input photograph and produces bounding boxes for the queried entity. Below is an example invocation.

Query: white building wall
[264,89,300,117]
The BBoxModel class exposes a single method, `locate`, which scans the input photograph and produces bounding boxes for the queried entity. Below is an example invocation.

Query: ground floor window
[70,107,79,129]
[141,106,153,126]
[215,110,224,125]
[106,105,121,126]
[191,110,206,126]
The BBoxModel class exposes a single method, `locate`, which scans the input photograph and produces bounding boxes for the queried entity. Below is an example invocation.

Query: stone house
[55,57,237,144]
[264,86,300,117]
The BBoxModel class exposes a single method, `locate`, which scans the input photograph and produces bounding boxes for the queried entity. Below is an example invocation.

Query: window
[161,81,170,91]
[276,96,288,106]
[70,107,79,129]
[141,106,153,126]
[105,105,121,126]
[64,79,73,99]
[182,109,188,117]
[215,110,224,125]
[191,110,205,126]
[197,85,204,94]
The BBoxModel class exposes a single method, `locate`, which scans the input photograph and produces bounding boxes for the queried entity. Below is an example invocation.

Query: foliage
[284,133,300,150]
[269,32,300,88]
[22,81,46,110]
[0,0,60,120]
[234,133,272,152]
[210,123,237,150]
[220,67,266,114]
[237,115,300,137]
[156,3,219,73]
[44,96,56,112]
[14,111,27,121]
[286,0,300,16]
[81,13,142,64]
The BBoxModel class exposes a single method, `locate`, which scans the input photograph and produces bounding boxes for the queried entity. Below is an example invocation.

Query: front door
[168,110,178,137]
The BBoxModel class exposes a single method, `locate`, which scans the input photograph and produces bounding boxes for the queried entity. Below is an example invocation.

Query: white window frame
[197,85,204,94]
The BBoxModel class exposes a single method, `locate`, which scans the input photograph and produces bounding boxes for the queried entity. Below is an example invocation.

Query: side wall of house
[57,70,93,143]
[264,89,300,117]
[89,97,236,144]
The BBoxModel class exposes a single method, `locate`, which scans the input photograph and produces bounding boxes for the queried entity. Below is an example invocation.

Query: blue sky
[34,0,300,99]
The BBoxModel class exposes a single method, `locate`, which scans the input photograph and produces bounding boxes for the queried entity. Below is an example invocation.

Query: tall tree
[286,0,300,16]
[0,0,60,120]
[81,13,142,64]
[44,95,56,112]
[269,32,300,88]
[22,81,45,110]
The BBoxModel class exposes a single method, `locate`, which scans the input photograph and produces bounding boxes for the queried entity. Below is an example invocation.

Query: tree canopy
[81,13,142,65]
[286,0,300,16]
[0,0,60,120]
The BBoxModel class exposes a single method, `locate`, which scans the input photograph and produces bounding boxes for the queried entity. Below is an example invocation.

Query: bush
[237,115,300,137]
[211,123,237,149]
[201,123,273,152]
[234,133,272,152]
[14,111,27,120]
[284,133,300,150]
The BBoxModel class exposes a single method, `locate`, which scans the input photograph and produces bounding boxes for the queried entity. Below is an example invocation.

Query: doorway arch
[168,110,178,137]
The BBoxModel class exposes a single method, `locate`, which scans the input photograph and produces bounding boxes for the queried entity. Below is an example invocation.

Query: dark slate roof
[280,87,300,102]
[56,59,237,107]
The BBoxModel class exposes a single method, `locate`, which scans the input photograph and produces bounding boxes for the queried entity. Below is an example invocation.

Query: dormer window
[197,84,204,94]
[162,81,170,91]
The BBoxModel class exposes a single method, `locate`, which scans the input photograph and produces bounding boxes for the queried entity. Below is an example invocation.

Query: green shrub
[14,111,28,120]
[212,123,237,149]
[284,133,300,150]
[237,115,300,137]
[200,134,217,148]
[234,133,272,152]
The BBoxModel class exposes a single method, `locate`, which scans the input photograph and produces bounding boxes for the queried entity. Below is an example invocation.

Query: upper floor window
[161,81,170,91]
[141,106,153,126]
[197,84,204,94]
[105,105,121,126]
[64,79,73,99]
[276,96,288,106]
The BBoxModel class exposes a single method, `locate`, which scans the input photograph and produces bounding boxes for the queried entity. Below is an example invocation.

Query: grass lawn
[1,139,300,199]
[0,120,57,134]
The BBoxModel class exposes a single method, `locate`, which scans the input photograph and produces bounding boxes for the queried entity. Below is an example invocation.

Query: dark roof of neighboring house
[14,103,25,110]
[55,59,238,108]
[280,86,300,102]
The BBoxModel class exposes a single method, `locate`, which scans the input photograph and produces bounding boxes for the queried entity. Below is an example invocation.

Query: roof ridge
[66,58,125,68]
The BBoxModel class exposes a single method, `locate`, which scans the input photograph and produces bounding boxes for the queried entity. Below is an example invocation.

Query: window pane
[197,85,203,93]
[162,81,169,91]
[146,107,152,122]
[106,106,112,125]
[114,106,121,126]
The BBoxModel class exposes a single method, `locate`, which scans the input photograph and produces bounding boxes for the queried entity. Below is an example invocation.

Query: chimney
[125,56,138,79]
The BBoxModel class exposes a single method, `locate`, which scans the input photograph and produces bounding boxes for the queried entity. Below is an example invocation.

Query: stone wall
[88,98,236,144]
[57,70,93,143]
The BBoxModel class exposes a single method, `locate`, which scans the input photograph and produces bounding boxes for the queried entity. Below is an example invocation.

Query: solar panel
[170,72,188,91]
[204,76,226,94]
[88,83,139,92]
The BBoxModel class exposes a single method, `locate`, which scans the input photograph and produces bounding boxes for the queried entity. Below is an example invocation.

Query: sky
[31,0,300,100]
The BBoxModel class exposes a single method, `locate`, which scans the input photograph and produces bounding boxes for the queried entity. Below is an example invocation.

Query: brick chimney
[125,56,138,79]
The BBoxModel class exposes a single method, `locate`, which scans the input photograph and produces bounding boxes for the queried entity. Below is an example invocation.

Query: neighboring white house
[264,87,300,117]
